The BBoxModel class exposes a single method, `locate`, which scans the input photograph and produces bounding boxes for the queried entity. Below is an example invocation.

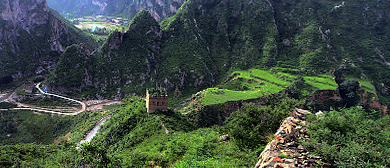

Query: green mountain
[2,1,390,167]
[46,0,185,22]
[0,96,302,167]
[0,0,98,79]
[49,0,390,103]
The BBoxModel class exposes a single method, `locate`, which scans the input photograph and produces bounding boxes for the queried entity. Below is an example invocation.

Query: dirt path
[85,100,122,111]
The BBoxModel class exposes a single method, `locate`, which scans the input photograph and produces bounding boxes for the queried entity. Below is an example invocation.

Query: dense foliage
[303,107,390,167]
[48,0,390,105]
[0,76,13,86]
[226,95,303,149]
[0,109,111,145]
[0,102,17,109]
[1,94,388,167]
[87,97,258,167]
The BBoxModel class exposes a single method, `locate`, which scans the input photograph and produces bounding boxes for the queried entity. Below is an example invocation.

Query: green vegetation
[304,76,338,90]
[4,0,390,167]
[303,107,390,167]
[345,76,376,93]
[69,15,130,37]
[0,95,304,167]
[251,69,291,86]
[148,88,167,96]
[0,102,17,109]
[226,96,303,149]
[200,88,264,106]
[47,0,390,105]
[21,97,79,107]
[0,4,99,79]
[0,109,112,145]
[0,76,13,86]
[199,68,341,105]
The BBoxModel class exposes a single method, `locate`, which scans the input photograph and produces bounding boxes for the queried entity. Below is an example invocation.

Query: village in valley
[71,15,131,36]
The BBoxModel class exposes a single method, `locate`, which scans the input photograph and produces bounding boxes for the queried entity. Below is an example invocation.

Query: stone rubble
[255,108,322,168]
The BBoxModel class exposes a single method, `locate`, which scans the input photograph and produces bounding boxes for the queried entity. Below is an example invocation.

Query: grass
[276,72,297,81]
[304,75,338,90]
[231,70,255,80]
[251,69,292,86]
[304,79,338,90]
[304,76,335,85]
[200,88,264,105]
[345,76,376,93]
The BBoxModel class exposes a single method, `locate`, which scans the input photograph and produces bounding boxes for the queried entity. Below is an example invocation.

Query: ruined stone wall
[255,109,322,168]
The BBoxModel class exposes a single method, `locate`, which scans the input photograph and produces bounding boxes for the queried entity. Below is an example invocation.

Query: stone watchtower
[146,88,168,114]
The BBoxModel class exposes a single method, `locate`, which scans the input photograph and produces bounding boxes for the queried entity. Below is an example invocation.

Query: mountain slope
[271,0,390,97]
[49,0,279,99]
[49,0,390,103]
[0,0,98,79]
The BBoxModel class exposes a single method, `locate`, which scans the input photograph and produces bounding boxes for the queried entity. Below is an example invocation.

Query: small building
[24,84,34,93]
[146,88,168,114]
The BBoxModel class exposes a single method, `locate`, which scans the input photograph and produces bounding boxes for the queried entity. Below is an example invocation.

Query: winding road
[35,83,87,115]
[1,83,121,116]
[0,83,87,115]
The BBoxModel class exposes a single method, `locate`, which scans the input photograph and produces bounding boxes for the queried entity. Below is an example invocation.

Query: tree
[0,76,13,86]
[338,80,360,107]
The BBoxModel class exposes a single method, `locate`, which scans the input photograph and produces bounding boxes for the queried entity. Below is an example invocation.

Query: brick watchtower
[146,88,168,114]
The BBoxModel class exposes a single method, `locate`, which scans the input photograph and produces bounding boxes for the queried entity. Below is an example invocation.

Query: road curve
[36,83,86,115]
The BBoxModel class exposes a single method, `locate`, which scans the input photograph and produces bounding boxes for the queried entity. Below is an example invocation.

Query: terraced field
[199,67,375,106]
[303,75,338,90]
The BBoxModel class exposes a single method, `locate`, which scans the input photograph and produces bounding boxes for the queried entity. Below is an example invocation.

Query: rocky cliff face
[46,0,185,22]
[0,0,97,78]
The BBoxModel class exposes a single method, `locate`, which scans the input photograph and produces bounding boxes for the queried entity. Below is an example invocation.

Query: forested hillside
[0,0,98,79]
[0,96,302,167]
[49,0,390,103]
[1,0,390,167]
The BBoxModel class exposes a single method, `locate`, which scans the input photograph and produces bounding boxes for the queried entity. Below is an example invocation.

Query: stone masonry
[146,89,168,114]
[255,109,322,168]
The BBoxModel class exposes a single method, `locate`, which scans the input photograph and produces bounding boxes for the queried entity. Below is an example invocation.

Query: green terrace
[303,74,338,90]
[199,68,343,106]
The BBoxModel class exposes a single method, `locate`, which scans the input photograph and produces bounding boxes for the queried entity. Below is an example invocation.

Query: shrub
[0,76,13,86]
[0,102,17,109]
[225,95,302,149]
[303,107,390,167]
